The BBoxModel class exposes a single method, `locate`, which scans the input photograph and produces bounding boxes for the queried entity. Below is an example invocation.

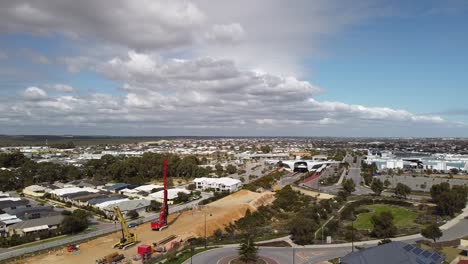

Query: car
[127,222,138,228]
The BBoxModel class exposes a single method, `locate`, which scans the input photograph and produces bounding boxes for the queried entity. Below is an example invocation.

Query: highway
[0,192,212,263]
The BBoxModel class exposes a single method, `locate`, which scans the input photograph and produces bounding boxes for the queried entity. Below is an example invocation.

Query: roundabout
[217,255,279,264]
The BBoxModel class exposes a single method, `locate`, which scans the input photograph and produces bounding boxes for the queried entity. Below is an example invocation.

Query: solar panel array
[401,244,444,264]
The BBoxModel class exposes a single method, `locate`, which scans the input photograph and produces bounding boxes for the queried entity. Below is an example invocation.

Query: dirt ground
[291,186,335,200]
[13,190,274,264]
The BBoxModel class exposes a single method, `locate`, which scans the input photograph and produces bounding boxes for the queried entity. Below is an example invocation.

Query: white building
[193,177,242,192]
[147,188,190,204]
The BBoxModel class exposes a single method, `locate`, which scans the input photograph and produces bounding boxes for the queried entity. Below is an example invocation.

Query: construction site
[11,189,275,264]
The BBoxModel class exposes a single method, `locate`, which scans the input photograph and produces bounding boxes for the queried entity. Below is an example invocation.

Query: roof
[149,188,190,200]
[0,199,29,210]
[50,187,99,196]
[88,195,126,205]
[23,225,49,233]
[341,242,445,264]
[134,184,163,193]
[96,198,129,209]
[8,215,64,230]
[102,199,150,212]
[104,183,130,191]
[193,177,241,186]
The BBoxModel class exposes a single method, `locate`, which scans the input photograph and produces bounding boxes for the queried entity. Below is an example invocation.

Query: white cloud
[43,84,75,93]
[0,50,7,60]
[21,87,48,101]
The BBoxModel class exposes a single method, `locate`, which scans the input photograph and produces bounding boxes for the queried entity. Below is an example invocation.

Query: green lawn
[354,204,419,230]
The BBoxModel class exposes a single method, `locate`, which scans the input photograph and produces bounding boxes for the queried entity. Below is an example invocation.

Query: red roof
[457,260,468,264]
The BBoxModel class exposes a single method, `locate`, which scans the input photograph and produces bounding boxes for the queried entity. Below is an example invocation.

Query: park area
[354,204,421,230]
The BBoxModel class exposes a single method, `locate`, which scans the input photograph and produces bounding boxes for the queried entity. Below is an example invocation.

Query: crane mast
[151,159,169,230]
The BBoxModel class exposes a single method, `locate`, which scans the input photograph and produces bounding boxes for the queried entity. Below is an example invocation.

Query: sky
[0,0,467,137]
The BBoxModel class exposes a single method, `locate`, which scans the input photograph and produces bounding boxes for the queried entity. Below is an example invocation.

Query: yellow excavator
[113,206,137,250]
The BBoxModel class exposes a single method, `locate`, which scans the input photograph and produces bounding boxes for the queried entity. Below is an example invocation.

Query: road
[185,247,351,264]
[188,211,468,264]
[0,192,212,263]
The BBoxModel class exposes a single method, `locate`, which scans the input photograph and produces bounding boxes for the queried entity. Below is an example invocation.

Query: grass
[420,244,462,263]
[354,204,420,230]
[7,235,69,249]
[163,247,218,264]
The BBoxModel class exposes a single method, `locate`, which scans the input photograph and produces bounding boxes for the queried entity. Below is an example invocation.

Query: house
[340,241,445,264]
[23,185,52,197]
[6,215,64,237]
[0,199,30,211]
[4,206,58,220]
[193,177,242,192]
[102,199,150,219]
[103,183,131,193]
[88,195,127,206]
[147,188,190,204]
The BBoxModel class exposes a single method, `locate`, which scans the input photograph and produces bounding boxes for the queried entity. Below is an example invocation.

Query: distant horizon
[1,134,467,140]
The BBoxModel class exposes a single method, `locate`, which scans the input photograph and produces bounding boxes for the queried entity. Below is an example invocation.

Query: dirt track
[13,190,275,264]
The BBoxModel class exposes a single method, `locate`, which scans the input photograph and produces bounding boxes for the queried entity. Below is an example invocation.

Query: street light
[204,211,212,249]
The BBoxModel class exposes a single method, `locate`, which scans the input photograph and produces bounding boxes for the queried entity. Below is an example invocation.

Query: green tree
[289,217,319,245]
[215,163,224,177]
[238,237,258,262]
[126,210,139,219]
[61,209,90,234]
[384,179,391,188]
[148,200,162,212]
[260,145,272,153]
[226,164,237,174]
[371,211,397,238]
[421,223,443,244]
[342,178,356,195]
[213,228,223,241]
[430,182,450,203]
[371,179,384,196]
[394,183,411,199]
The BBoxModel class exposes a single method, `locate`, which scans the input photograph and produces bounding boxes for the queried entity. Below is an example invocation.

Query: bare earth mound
[13,190,274,264]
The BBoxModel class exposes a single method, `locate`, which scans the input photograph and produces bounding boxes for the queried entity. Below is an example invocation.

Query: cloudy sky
[0,0,467,137]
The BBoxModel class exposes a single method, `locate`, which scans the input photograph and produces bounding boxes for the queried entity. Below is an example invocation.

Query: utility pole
[292,247,295,264]
[204,212,207,249]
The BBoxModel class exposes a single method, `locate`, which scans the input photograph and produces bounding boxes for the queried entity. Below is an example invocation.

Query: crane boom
[113,206,137,249]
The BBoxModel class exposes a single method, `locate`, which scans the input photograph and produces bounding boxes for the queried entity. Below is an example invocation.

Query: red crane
[150,160,169,231]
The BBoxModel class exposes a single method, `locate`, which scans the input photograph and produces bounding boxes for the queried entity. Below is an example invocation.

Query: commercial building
[193,177,242,192]
[148,188,191,204]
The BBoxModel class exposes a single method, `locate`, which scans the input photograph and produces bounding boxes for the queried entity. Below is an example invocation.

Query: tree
[215,163,223,177]
[61,209,90,234]
[371,179,384,196]
[213,228,223,241]
[260,145,272,153]
[430,182,450,203]
[384,179,391,188]
[148,200,162,212]
[371,211,397,238]
[421,223,443,244]
[174,192,190,204]
[226,164,237,174]
[126,210,139,219]
[394,183,411,199]
[238,237,258,262]
[289,217,319,245]
[342,178,355,195]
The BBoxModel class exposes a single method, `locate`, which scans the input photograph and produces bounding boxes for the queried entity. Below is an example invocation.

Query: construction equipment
[66,244,79,252]
[151,159,169,230]
[113,206,137,250]
[96,252,125,264]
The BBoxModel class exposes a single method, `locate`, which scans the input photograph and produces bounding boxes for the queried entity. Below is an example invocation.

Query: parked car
[127,222,138,228]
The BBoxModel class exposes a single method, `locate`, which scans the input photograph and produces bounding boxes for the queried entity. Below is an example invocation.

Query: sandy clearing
[13,190,274,264]
[291,186,335,200]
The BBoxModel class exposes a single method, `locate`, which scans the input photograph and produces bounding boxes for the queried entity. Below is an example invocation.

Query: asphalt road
[0,192,212,263]
[185,247,351,264]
